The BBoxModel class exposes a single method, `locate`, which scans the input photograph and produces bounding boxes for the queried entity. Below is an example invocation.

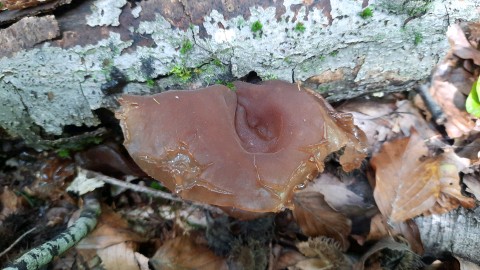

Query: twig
[79,168,183,203]
[415,84,446,125]
[80,168,222,214]
[0,226,38,258]
[4,193,101,270]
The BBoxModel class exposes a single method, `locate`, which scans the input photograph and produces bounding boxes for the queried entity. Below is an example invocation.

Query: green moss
[180,39,193,55]
[329,50,339,57]
[57,149,71,158]
[251,21,263,33]
[170,65,192,82]
[378,1,431,16]
[359,7,373,19]
[55,136,103,158]
[216,80,236,91]
[413,32,423,45]
[262,74,278,80]
[146,78,155,87]
[213,58,222,67]
[294,22,306,33]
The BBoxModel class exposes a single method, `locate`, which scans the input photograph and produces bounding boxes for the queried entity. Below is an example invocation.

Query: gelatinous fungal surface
[116,80,367,214]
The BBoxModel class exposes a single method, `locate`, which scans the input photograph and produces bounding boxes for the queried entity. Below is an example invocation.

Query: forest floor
[1,24,480,270]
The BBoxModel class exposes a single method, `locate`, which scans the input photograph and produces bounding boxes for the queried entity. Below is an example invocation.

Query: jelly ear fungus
[115,80,367,218]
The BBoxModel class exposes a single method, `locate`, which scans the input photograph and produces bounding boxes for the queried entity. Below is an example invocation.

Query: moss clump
[146,78,155,87]
[55,136,103,158]
[359,7,373,19]
[294,22,306,33]
[413,32,423,45]
[180,40,193,55]
[251,21,263,33]
[170,65,192,82]
[216,80,236,91]
[213,58,222,67]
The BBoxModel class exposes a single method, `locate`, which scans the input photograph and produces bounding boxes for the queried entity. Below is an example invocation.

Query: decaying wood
[0,0,479,148]
[415,206,480,264]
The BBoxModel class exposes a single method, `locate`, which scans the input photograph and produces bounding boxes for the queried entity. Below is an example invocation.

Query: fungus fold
[116,80,367,215]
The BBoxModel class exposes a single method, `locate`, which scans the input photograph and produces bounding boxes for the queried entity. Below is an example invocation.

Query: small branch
[4,194,101,270]
[0,226,38,258]
[79,168,183,203]
[80,168,222,214]
[415,84,447,125]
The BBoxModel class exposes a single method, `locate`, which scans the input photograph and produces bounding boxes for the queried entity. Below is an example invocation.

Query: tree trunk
[0,0,478,147]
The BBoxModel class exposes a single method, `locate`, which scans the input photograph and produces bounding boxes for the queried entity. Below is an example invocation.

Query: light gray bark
[415,206,480,264]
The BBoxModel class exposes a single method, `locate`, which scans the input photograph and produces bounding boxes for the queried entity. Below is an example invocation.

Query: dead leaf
[292,192,351,251]
[150,232,228,270]
[0,187,22,224]
[303,172,376,218]
[366,214,424,254]
[463,174,480,200]
[455,256,480,270]
[338,99,436,153]
[294,237,352,270]
[96,241,148,270]
[355,237,424,270]
[371,130,475,222]
[271,246,306,270]
[427,24,480,139]
[429,81,475,138]
[76,207,146,250]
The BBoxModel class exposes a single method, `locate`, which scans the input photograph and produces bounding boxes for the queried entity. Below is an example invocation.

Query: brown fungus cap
[116,80,367,215]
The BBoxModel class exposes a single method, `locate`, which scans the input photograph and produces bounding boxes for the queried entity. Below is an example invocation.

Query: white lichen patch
[86,0,127,27]
[131,5,142,18]
[0,33,132,135]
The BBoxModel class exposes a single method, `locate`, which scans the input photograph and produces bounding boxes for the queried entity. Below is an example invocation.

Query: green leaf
[466,80,480,117]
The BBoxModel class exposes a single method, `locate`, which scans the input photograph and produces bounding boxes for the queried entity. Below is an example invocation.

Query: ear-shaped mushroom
[116,80,366,214]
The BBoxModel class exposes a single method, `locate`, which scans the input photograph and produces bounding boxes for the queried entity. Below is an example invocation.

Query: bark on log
[0,0,479,148]
[415,207,480,265]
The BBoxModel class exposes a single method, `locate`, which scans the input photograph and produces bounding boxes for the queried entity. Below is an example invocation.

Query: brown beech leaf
[371,131,476,222]
[366,214,424,255]
[338,99,436,153]
[355,237,424,270]
[150,233,228,270]
[303,172,376,218]
[464,175,480,200]
[293,192,351,251]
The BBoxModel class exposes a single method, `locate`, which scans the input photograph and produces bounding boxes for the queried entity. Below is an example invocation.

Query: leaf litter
[2,23,480,269]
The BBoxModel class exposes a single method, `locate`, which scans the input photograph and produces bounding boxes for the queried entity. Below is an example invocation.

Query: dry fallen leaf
[455,256,480,270]
[292,192,351,251]
[302,172,376,218]
[75,207,146,250]
[338,99,436,153]
[427,24,480,138]
[73,206,147,268]
[355,237,424,270]
[96,241,148,270]
[366,214,424,255]
[371,130,475,222]
[271,246,306,270]
[294,237,352,270]
[150,232,228,270]
[463,174,480,200]
[0,187,22,224]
